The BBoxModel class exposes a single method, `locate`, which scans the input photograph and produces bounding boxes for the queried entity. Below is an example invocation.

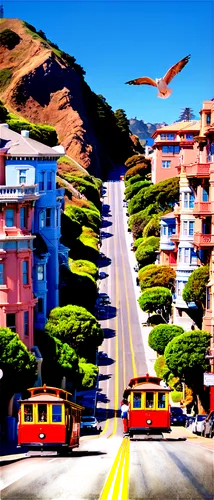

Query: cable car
[122,374,171,437]
[17,385,84,453]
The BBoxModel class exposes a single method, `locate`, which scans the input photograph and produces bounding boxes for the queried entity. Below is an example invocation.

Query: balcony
[193,202,212,216]
[194,233,214,247]
[185,163,210,178]
[0,185,40,202]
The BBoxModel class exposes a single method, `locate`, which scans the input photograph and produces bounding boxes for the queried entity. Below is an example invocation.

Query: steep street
[1,173,214,500]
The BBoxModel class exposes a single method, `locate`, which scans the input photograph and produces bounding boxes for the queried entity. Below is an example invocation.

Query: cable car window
[158,393,166,408]
[133,392,141,408]
[146,393,154,408]
[52,405,62,422]
[24,404,33,422]
[38,404,47,422]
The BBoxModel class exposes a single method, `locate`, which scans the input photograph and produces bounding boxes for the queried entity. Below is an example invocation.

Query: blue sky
[3,0,214,124]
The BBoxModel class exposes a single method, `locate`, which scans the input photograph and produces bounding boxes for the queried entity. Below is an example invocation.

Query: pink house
[151,120,200,184]
[0,149,39,349]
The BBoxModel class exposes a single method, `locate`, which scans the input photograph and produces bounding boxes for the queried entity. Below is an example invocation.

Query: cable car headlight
[39,433,46,439]
[146,419,152,425]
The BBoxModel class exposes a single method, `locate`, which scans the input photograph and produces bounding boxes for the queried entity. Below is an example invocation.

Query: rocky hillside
[0,19,140,177]
[129,118,167,140]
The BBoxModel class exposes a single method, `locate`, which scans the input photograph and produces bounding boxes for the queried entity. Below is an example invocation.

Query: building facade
[151,121,200,184]
[0,124,68,341]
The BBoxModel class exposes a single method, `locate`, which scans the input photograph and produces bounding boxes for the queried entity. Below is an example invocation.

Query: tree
[177,107,196,121]
[59,264,97,312]
[124,161,151,182]
[128,177,179,215]
[138,287,172,320]
[125,180,151,201]
[45,305,103,360]
[0,100,9,122]
[128,204,160,239]
[0,328,37,418]
[139,264,176,292]
[135,236,160,268]
[154,355,166,378]
[182,265,209,308]
[148,324,184,354]
[143,214,161,237]
[77,358,99,389]
[164,330,211,413]
[36,332,79,387]
[125,174,142,186]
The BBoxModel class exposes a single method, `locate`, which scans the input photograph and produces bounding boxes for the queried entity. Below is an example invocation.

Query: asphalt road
[1,174,214,500]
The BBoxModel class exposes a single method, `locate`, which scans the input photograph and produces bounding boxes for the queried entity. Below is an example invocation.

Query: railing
[185,163,210,177]
[193,202,211,215]
[0,185,39,201]
[194,233,214,246]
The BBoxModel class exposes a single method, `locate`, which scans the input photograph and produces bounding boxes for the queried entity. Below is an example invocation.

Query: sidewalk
[120,182,157,376]
[0,440,28,462]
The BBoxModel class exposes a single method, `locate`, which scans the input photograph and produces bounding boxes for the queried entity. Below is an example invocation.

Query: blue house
[1,126,69,331]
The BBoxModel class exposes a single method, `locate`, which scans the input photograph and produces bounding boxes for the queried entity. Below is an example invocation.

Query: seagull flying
[125,55,191,99]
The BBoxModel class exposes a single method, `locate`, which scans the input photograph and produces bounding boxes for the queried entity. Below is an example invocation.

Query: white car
[203,412,214,438]
[192,414,208,435]
[99,271,108,279]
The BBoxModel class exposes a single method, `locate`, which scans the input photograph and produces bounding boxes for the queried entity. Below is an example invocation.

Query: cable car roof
[127,382,171,392]
[128,374,162,388]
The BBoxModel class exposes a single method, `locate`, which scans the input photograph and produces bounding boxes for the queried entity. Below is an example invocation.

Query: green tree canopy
[135,236,160,268]
[148,324,184,354]
[59,264,97,312]
[143,214,161,238]
[164,330,211,412]
[125,174,142,186]
[45,305,103,360]
[128,177,179,215]
[69,259,98,280]
[139,264,176,292]
[0,328,37,413]
[154,355,166,378]
[124,180,151,201]
[138,287,172,319]
[62,175,101,210]
[125,161,151,182]
[64,204,101,234]
[182,265,209,307]
[77,358,99,389]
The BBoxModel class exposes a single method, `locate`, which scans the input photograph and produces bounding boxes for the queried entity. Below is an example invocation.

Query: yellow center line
[99,438,130,500]
[121,436,130,500]
[111,182,119,437]
[111,438,127,499]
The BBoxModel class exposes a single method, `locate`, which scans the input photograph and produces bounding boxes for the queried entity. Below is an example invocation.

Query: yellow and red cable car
[123,374,171,437]
[18,385,84,453]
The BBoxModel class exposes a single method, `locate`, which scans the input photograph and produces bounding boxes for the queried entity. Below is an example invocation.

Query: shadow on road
[98,373,112,381]
[100,231,114,239]
[96,392,110,403]
[101,219,112,228]
[98,257,112,268]
[103,328,116,338]
[96,408,121,422]
[97,356,115,366]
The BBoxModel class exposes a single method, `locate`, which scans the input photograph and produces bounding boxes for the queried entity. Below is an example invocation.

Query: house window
[207,287,211,309]
[0,263,4,285]
[190,248,198,264]
[38,172,45,191]
[22,261,29,285]
[202,188,209,202]
[37,265,44,281]
[162,226,167,236]
[162,145,180,153]
[160,133,175,140]
[183,221,188,236]
[37,298,44,313]
[183,193,194,209]
[185,134,193,141]
[184,248,189,264]
[19,170,27,184]
[40,211,45,228]
[5,241,16,250]
[178,247,182,262]
[46,208,51,227]
[55,209,59,227]
[162,161,171,169]
[24,311,29,336]
[20,207,27,229]
[47,171,52,191]
[206,114,211,125]
[189,221,194,236]
[6,313,16,332]
[5,209,14,227]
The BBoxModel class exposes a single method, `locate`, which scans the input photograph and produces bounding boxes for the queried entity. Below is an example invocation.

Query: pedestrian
[121,399,129,434]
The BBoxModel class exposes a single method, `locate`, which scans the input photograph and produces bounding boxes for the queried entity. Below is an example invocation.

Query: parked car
[98,351,108,359]
[99,252,106,259]
[134,264,139,272]
[98,293,111,304]
[202,411,214,438]
[80,416,101,433]
[99,271,108,279]
[185,415,196,429]
[170,407,186,426]
[192,414,208,435]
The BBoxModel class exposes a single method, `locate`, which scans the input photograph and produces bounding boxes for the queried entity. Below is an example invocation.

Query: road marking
[112,183,119,437]
[99,437,130,500]
[185,438,214,453]
[0,457,58,491]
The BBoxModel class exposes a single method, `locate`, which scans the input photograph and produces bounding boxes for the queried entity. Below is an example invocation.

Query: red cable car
[17,385,84,454]
[122,374,171,437]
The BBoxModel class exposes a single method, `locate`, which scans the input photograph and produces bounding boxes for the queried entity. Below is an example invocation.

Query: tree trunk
[196,393,207,415]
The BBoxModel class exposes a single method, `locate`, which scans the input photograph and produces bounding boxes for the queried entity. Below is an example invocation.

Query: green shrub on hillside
[78,359,99,389]
[63,174,100,209]
[65,205,100,233]
[154,355,166,378]
[125,180,151,201]
[143,214,161,237]
[128,177,179,216]
[124,174,142,187]
[124,162,150,181]
[128,203,160,239]
[0,29,21,49]
[138,287,172,319]
[0,68,13,91]
[7,116,58,147]
[59,265,97,313]
[182,265,209,307]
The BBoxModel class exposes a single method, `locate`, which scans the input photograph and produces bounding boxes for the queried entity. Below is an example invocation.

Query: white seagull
[125,55,191,99]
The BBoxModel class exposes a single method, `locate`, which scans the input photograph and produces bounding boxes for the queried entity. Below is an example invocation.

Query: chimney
[21,130,29,138]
